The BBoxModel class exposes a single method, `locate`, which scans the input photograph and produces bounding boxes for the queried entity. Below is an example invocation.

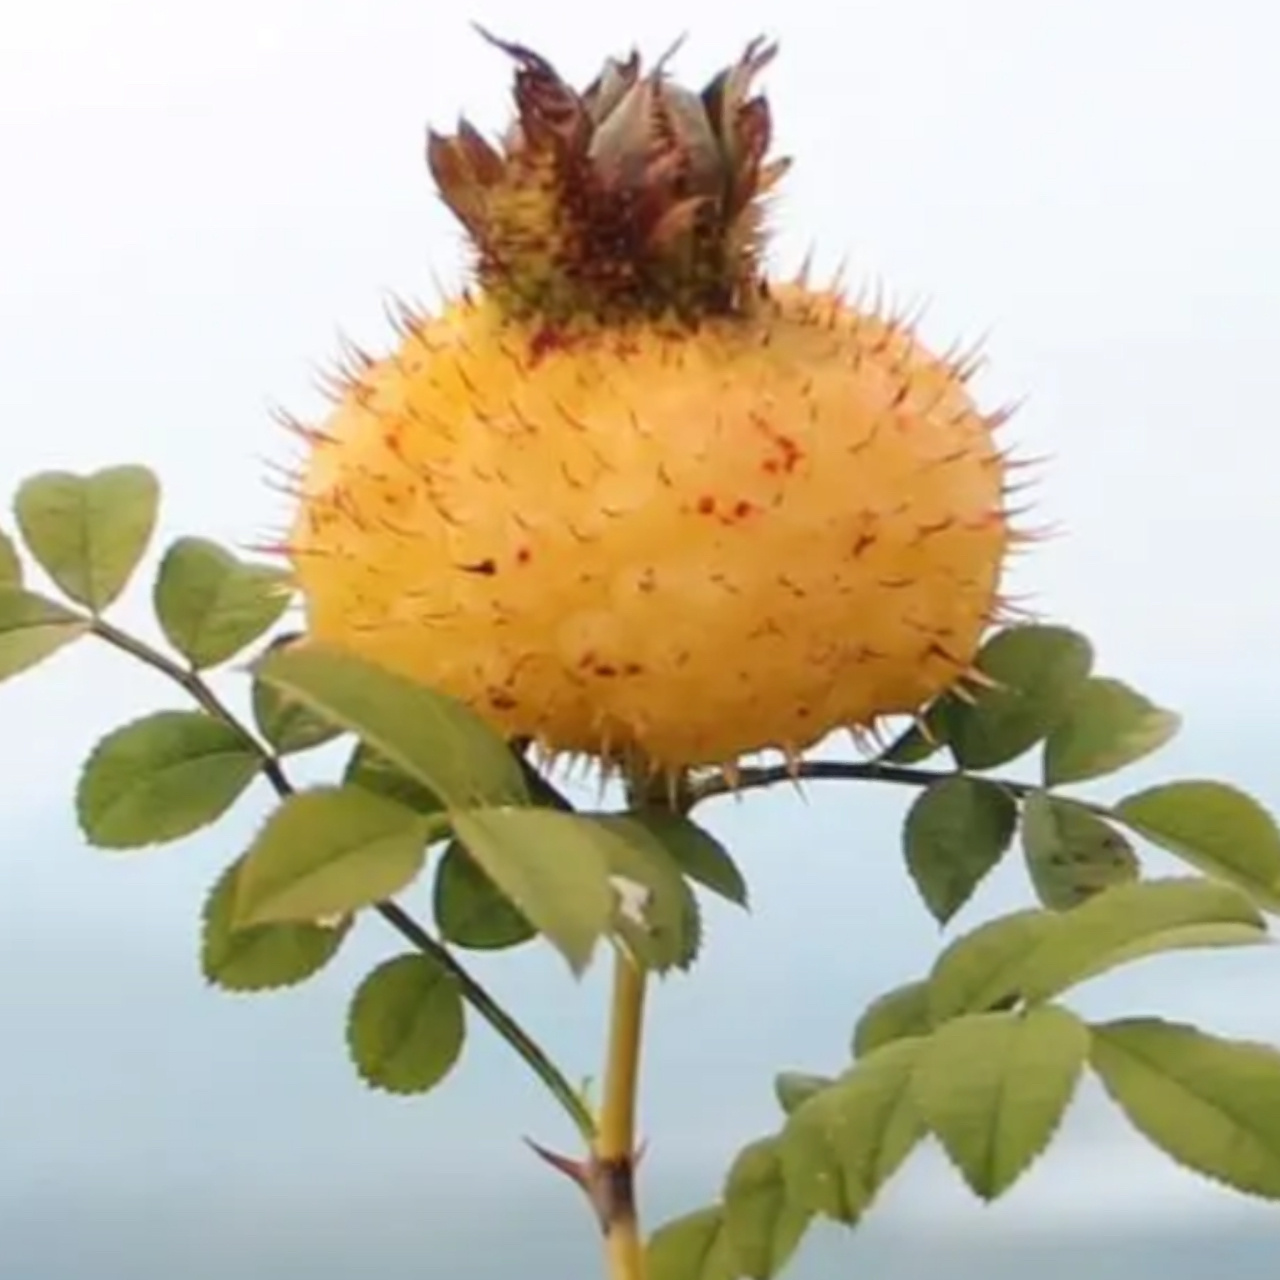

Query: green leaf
[1090,1017,1280,1200]
[0,529,22,587]
[927,908,1059,1024]
[433,840,536,950]
[1043,677,1181,786]
[251,635,342,755]
[722,1137,813,1280]
[621,811,748,908]
[878,704,949,765]
[780,1038,926,1224]
[1021,791,1139,909]
[76,710,260,849]
[256,642,529,809]
[1012,877,1267,1005]
[346,952,466,1095]
[852,980,932,1058]
[201,858,351,992]
[343,740,446,818]
[647,1207,737,1280]
[911,1006,1088,1199]
[947,625,1093,770]
[593,813,703,971]
[1112,781,1280,910]
[773,1072,836,1117]
[903,776,1019,924]
[13,465,159,612]
[234,786,439,927]
[0,587,89,684]
[154,537,291,669]
[450,807,616,974]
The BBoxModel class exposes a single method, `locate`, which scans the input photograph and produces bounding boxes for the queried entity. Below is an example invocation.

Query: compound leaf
[773,1072,836,1117]
[722,1137,813,1279]
[1090,1017,1280,1200]
[1012,877,1267,1005]
[1111,781,1280,910]
[256,643,529,810]
[911,1005,1088,1199]
[780,1038,926,1224]
[903,776,1018,924]
[0,587,89,684]
[201,858,351,992]
[1021,791,1139,909]
[0,529,21,587]
[852,980,932,1058]
[624,810,748,908]
[878,703,950,764]
[251,635,342,755]
[14,465,159,612]
[154,537,291,669]
[647,1207,737,1280]
[76,710,260,849]
[947,625,1093,770]
[1043,677,1180,786]
[234,786,439,927]
[450,807,615,974]
[343,740,446,818]
[927,908,1059,1024]
[347,952,466,1095]
[433,840,536,950]
[593,812,703,972]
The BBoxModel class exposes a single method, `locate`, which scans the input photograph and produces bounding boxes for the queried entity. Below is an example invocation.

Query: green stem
[88,617,596,1142]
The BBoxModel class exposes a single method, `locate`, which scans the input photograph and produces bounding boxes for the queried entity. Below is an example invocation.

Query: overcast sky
[2,2,1280,1276]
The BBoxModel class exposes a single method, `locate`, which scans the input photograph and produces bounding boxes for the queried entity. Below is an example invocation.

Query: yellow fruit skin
[285,283,1012,772]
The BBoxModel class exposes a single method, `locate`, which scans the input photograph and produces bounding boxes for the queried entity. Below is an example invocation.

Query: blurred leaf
[0,587,89,684]
[14,465,159,612]
[911,1006,1088,1199]
[450,807,616,974]
[433,840,535,950]
[1090,1017,1280,1200]
[780,1038,926,1224]
[1043,677,1180,786]
[927,908,1059,1024]
[256,643,529,809]
[234,786,440,927]
[1021,791,1139,909]
[594,813,703,971]
[347,952,466,1095]
[773,1072,835,1117]
[852,980,932,1058]
[947,625,1093,770]
[647,1207,737,1280]
[1012,878,1267,1005]
[154,537,291,669]
[201,858,351,992]
[621,810,748,908]
[0,530,22,587]
[722,1137,813,1279]
[1112,781,1280,910]
[903,776,1018,923]
[76,710,260,849]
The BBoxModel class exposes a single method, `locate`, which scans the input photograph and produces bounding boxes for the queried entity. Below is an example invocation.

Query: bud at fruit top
[278,30,1028,781]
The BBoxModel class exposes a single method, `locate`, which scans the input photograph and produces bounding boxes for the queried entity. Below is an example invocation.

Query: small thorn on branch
[524,1137,592,1191]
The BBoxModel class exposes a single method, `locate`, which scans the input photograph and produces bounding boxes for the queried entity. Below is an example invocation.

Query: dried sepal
[427,28,790,322]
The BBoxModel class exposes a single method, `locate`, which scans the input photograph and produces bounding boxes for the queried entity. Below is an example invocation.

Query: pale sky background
[2,2,1280,1276]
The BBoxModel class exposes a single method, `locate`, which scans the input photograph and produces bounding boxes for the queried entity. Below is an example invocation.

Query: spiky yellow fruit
[280,33,1022,776]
